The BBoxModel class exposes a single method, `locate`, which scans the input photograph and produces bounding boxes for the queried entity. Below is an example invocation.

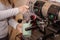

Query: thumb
[24,5,29,9]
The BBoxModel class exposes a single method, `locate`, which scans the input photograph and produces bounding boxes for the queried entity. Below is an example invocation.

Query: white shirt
[0,2,20,38]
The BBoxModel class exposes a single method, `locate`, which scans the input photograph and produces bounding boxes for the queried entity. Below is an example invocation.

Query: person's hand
[19,5,29,14]
[16,23,23,33]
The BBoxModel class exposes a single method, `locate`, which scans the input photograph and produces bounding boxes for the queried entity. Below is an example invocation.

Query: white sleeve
[9,18,19,29]
[0,8,20,20]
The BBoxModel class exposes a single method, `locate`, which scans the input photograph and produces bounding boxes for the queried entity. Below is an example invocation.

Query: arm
[0,5,29,20]
[8,18,19,29]
[8,18,23,33]
[0,8,19,20]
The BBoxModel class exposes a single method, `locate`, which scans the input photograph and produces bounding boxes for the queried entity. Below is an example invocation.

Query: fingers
[19,5,29,14]
[16,24,23,33]
[23,5,29,9]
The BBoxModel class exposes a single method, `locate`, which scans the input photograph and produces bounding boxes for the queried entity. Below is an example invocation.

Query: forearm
[9,19,19,29]
[0,8,19,20]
